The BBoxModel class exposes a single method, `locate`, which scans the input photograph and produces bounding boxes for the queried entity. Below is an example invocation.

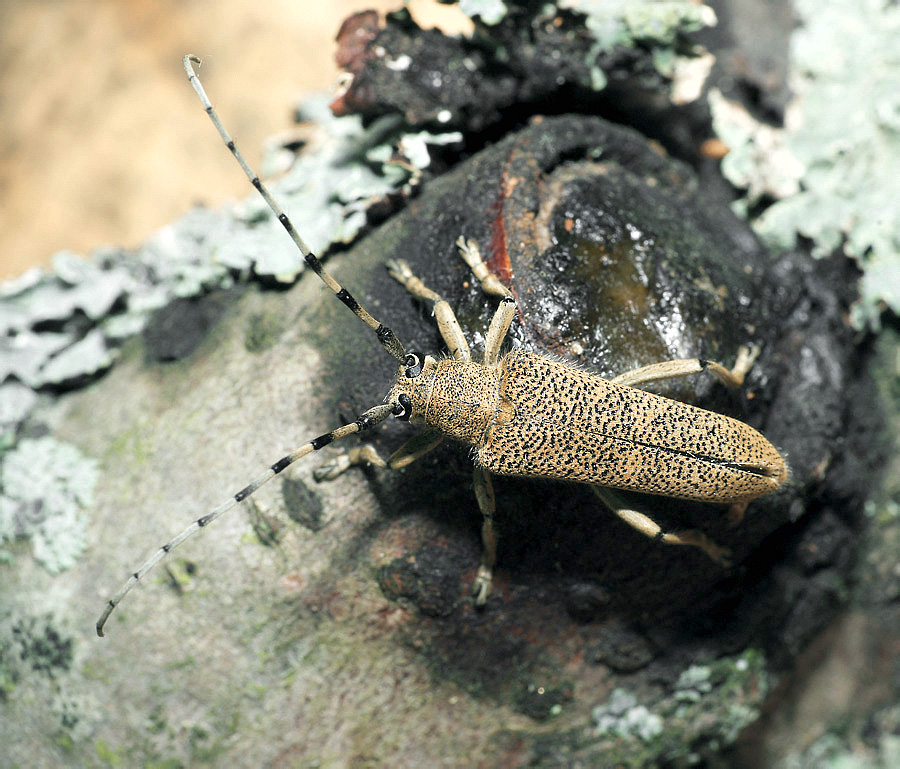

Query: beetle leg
[592,487,733,566]
[313,429,445,480]
[611,345,760,389]
[312,444,388,481]
[456,237,517,366]
[727,500,749,527]
[483,296,517,366]
[456,236,513,300]
[388,429,445,469]
[386,258,471,361]
[472,466,499,606]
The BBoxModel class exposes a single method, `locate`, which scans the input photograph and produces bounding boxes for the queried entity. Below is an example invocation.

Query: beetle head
[388,351,437,422]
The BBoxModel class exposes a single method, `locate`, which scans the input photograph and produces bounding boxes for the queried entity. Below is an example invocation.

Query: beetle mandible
[96,56,788,637]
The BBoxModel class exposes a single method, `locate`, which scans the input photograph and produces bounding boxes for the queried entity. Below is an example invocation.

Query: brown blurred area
[0,0,468,281]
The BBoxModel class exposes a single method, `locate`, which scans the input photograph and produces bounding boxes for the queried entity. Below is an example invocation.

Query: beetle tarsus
[472,565,493,607]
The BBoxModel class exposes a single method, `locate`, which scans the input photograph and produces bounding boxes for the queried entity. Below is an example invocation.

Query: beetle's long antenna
[183,54,406,363]
[97,402,397,636]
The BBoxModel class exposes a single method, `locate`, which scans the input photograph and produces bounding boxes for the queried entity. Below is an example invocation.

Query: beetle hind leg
[727,500,750,527]
[592,487,733,566]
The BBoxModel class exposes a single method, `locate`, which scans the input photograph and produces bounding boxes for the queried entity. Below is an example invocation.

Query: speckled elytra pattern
[429,350,787,504]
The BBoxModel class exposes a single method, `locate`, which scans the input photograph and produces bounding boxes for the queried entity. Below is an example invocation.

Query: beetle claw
[727,501,749,527]
[705,540,733,568]
[312,457,350,481]
[472,566,493,606]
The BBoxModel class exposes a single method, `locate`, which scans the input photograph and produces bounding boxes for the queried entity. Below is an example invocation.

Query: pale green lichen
[592,688,664,742]
[675,650,769,741]
[0,437,98,573]
[782,730,900,768]
[459,0,508,26]
[229,101,408,282]
[588,649,768,763]
[226,97,460,283]
[709,88,804,205]
[37,329,119,388]
[673,663,713,703]
[571,0,716,49]
[0,90,455,438]
[559,0,716,92]
[711,0,900,329]
[457,0,716,87]
[0,382,38,435]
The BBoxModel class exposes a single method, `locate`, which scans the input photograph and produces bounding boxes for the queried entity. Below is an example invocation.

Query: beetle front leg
[456,236,513,300]
[592,487,733,566]
[386,258,471,361]
[313,444,388,481]
[313,430,444,480]
[483,296,516,366]
[472,465,499,606]
[456,237,517,366]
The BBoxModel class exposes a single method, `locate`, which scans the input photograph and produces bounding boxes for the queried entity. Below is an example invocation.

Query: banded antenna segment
[182,54,406,363]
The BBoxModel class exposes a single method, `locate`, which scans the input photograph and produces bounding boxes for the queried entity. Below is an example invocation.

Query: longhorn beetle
[95,55,789,637]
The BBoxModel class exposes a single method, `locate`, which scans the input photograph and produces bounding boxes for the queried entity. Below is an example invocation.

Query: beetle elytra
[95,56,787,636]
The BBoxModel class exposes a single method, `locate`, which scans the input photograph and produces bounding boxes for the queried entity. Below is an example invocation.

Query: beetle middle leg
[472,466,499,605]
[456,236,518,603]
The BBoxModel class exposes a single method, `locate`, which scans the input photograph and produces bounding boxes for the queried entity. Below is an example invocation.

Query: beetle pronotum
[96,55,788,637]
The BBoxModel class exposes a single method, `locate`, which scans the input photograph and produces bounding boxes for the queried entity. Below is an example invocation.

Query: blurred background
[0,0,467,281]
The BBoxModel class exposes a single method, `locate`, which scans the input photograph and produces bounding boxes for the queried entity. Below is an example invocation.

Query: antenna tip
[183,54,201,76]
[96,603,114,637]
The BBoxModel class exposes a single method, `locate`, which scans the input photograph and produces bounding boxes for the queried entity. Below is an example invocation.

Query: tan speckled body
[394,350,786,503]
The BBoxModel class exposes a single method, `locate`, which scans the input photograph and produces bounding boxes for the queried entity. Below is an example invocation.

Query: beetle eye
[395,393,413,420]
[404,353,422,378]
